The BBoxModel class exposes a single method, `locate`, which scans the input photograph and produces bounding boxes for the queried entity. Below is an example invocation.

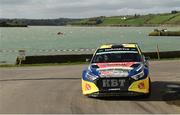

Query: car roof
[99,43,138,49]
[97,43,142,55]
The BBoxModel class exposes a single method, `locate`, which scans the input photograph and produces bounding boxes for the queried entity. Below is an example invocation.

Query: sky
[0,0,180,19]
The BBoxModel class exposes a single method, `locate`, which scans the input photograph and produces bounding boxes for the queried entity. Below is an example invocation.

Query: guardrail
[16,51,180,65]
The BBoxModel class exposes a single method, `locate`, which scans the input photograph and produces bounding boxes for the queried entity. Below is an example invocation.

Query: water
[0,26,180,64]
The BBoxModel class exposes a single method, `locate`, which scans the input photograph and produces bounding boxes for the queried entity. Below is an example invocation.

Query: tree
[171,10,178,14]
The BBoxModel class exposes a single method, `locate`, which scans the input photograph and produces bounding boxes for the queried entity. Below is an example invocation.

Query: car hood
[89,62,143,78]
[96,62,135,69]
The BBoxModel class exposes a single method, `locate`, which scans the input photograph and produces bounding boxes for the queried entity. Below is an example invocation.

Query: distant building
[121,17,127,20]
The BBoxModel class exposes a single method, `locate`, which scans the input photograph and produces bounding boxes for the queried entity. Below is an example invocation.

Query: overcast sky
[0,0,180,19]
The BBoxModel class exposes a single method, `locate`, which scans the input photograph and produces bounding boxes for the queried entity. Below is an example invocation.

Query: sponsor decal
[102,79,126,88]
[108,88,121,91]
[105,48,131,51]
[100,70,128,77]
[96,62,135,68]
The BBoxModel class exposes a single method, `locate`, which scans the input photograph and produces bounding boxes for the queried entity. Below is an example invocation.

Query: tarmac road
[0,60,180,114]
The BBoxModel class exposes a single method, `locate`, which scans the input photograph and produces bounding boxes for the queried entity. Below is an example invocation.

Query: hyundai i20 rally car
[82,43,151,97]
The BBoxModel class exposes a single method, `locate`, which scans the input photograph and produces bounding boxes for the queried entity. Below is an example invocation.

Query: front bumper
[87,91,147,97]
[82,76,150,96]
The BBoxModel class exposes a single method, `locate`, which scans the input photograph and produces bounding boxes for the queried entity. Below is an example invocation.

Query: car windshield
[92,52,141,63]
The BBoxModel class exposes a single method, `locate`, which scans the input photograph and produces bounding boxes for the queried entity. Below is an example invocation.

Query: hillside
[0,18,80,27]
[1,12,180,27]
[71,12,180,26]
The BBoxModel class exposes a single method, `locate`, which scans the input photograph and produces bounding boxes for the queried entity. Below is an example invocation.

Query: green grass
[121,17,149,26]
[101,17,124,25]
[146,13,179,24]
[99,16,148,26]
[166,14,180,24]
[73,12,180,26]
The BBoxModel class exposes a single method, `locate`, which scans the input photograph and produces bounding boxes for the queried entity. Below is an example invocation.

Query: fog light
[138,82,145,89]
[85,84,91,91]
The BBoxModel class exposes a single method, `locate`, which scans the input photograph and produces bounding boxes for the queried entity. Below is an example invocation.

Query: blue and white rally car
[82,43,151,97]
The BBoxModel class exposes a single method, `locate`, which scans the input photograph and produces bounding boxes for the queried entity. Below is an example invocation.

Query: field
[73,12,180,26]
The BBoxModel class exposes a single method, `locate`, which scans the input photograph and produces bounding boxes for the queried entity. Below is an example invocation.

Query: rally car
[82,43,151,97]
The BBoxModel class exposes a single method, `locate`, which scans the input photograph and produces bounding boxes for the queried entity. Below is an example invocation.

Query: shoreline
[1,24,180,28]
[68,24,180,27]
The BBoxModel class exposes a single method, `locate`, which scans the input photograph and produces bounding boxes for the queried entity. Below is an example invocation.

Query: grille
[96,77,131,91]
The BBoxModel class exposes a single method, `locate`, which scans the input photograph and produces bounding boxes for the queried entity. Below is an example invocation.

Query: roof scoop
[111,45,124,48]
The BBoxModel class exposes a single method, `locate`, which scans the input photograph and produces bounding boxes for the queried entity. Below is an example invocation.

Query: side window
[103,55,109,62]
[95,55,103,62]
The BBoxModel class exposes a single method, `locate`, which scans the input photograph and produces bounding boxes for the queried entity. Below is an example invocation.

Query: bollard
[18,50,26,65]
[156,44,160,60]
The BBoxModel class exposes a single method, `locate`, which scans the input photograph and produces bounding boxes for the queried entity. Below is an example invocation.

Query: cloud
[0,0,180,18]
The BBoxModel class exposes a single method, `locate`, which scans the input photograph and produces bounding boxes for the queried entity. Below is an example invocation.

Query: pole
[156,44,160,60]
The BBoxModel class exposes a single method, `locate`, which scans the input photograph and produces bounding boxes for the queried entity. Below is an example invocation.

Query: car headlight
[131,71,144,80]
[86,72,99,81]
[136,64,143,72]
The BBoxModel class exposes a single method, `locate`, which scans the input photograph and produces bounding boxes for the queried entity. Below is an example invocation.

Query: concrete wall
[16,51,180,64]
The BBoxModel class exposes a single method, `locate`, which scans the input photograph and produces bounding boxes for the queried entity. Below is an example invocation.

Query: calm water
[0,26,180,64]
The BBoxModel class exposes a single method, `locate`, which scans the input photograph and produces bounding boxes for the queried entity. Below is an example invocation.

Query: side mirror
[86,58,90,62]
[145,57,150,60]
